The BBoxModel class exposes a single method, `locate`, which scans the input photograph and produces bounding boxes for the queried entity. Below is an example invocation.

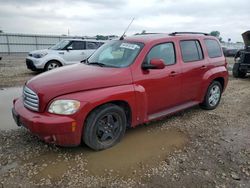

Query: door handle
[169,71,178,77]
[200,65,207,69]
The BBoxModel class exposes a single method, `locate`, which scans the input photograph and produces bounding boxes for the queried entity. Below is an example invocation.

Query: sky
[0,0,249,42]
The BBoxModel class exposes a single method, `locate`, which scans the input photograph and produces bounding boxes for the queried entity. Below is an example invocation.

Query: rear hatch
[242,31,250,48]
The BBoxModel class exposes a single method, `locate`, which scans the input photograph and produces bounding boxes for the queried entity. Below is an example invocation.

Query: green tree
[210,31,222,42]
[0,30,3,33]
[96,35,108,40]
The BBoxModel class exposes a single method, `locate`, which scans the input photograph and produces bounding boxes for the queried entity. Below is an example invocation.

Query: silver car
[26,39,105,71]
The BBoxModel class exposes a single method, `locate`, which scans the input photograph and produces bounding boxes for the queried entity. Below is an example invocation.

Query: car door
[133,42,182,115]
[179,39,209,102]
[62,41,86,64]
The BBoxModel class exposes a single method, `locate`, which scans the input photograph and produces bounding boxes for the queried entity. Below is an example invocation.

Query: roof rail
[134,32,162,35]
[169,32,210,36]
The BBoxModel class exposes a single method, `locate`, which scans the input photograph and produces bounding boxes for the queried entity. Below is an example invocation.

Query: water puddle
[30,153,73,182]
[84,126,188,178]
[28,125,188,182]
[0,87,22,130]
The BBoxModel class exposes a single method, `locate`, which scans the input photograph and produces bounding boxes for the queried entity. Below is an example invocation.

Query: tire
[200,81,222,110]
[44,61,61,71]
[232,63,246,78]
[83,104,127,150]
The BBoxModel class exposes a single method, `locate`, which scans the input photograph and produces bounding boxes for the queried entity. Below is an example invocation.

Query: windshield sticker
[120,43,139,50]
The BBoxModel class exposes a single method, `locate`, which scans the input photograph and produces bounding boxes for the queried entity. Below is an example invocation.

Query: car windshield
[50,40,70,50]
[87,40,144,68]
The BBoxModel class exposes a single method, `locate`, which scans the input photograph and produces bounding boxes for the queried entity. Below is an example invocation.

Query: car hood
[242,30,250,47]
[29,49,49,55]
[26,64,133,109]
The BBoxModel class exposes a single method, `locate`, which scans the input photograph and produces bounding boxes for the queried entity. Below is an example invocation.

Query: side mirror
[67,46,73,51]
[142,58,165,70]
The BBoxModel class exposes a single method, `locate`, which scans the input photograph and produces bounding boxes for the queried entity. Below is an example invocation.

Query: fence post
[6,34,10,55]
[35,35,38,50]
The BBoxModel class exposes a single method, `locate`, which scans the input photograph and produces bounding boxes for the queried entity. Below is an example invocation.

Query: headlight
[48,100,80,115]
[33,52,48,58]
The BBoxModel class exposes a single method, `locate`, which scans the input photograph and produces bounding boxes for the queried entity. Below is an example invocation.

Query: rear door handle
[200,65,207,69]
[169,71,178,77]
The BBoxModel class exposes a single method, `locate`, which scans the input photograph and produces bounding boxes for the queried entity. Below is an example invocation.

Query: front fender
[44,54,66,65]
[50,84,148,129]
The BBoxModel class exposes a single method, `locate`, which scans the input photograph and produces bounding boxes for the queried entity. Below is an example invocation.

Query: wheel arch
[45,59,63,67]
[84,100,132,129]
[213,77,225,91]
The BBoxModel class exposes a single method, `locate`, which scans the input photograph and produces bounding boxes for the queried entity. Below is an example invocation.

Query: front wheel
[44,61,61,71]
[83,104,127,150]
[200,81,222,110]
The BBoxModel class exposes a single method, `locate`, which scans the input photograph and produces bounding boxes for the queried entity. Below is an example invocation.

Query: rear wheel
[200,81,222,110]
[233,63,246,78]
[83,104,127,150]
[45,61,61,71]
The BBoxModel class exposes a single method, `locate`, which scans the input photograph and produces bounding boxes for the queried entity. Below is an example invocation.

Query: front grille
[23,86,39,111]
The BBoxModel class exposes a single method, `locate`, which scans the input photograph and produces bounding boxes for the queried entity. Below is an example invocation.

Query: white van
[26,39,105,71]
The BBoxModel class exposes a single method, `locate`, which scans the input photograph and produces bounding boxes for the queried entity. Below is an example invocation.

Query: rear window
[204,39,222,58]
[180,40,203,62]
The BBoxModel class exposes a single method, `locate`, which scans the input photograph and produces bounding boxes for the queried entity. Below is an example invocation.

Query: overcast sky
[0,0,249,42]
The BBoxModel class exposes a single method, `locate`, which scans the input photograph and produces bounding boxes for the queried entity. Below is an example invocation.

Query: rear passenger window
[146,43,176,65]
[86,42,99,49]
[180,40,203,62]
[204,39,222,58]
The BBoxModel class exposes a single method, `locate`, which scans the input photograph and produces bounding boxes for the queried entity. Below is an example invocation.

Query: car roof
[63,39,106,42]
[125,33,217,44]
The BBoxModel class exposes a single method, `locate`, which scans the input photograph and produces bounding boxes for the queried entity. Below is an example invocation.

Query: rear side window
[204,39,222,58]
[146,43,176,65]
[180,40,203,62]
[86,42,99,49]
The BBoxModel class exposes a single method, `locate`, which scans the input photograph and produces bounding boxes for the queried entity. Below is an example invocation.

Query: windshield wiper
[87,62,107,67]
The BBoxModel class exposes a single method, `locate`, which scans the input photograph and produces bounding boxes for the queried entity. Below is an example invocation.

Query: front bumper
[12,98,82,146]
[26,57,45,71]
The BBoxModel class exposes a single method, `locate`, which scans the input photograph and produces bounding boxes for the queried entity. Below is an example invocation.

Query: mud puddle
[28,125,188,182]
[0,87,22,130]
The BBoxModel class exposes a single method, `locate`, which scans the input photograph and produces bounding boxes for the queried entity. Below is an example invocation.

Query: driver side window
[146,43,176,65]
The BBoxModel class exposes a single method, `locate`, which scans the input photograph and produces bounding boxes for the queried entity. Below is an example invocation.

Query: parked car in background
[225,48,239,57]
[233,30,250,78]
[222,47,228,56]
[12,32,228,150]
[26,39,105,71]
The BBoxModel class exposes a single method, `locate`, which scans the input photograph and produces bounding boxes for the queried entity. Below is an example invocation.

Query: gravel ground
[0,55,38,88]
[0,55,250,187]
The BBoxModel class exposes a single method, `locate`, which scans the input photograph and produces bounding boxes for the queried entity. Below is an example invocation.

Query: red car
[12,32,228,150]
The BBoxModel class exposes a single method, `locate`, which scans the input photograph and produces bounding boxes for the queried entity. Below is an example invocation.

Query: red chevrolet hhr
[12,32,228,150]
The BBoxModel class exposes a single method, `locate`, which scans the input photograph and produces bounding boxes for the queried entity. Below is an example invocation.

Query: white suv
[26,39,105,71]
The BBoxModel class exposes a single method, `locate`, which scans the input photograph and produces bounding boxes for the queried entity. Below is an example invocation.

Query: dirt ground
[0,55,250,187]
